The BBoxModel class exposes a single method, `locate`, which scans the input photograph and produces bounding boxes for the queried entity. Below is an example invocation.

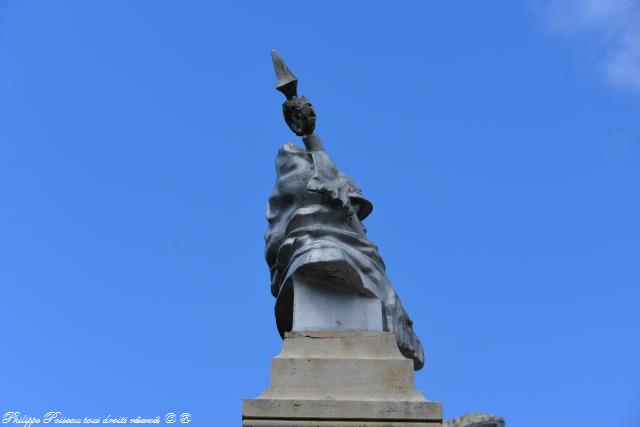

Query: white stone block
[292,277,384,332]
[242,331,442,426]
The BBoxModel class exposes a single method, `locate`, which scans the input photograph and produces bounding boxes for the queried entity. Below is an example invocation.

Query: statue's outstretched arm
[272,50,352,207]
[272,50,324,152]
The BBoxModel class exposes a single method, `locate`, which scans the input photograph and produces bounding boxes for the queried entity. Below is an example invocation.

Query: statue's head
[282,96,316,137]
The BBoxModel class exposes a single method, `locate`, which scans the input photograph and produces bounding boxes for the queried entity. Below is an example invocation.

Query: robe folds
[265,142,424,370]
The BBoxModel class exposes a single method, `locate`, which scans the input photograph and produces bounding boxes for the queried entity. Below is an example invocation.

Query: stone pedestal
[242,331,442,426]
[292,278,384,332]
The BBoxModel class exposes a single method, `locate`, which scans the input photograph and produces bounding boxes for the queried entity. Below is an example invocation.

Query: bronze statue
[265,51,424,370]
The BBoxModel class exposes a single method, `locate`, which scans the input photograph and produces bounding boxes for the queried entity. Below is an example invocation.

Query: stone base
[292,276,384,332]
[244,420,440,426]
[243,400,441,426]
[242,331,442,426]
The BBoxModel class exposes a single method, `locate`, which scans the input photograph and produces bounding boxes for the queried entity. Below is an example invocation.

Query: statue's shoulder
[275,143,311,174]
[275,143,309,167]
[278,142,306,156]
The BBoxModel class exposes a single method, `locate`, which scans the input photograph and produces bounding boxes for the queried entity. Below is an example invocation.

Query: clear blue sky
[1,1,638,426]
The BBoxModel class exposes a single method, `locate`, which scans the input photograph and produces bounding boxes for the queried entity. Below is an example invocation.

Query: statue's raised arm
[272,50,322,151]
[267,50,424,370]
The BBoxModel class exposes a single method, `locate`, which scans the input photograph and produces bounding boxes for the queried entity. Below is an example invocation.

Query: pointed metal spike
[272,50,298,99]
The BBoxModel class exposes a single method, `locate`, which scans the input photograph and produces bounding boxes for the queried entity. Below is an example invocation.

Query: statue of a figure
[265,51,424,370]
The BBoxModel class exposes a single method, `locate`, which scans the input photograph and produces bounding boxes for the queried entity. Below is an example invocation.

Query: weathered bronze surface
[265,51,424,370]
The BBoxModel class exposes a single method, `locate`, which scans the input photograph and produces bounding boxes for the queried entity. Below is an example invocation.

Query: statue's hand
[283,96,316,137]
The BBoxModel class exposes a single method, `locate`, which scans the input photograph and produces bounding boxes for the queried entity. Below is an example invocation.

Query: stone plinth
[292,278,384,332]
[242,331,442,426]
